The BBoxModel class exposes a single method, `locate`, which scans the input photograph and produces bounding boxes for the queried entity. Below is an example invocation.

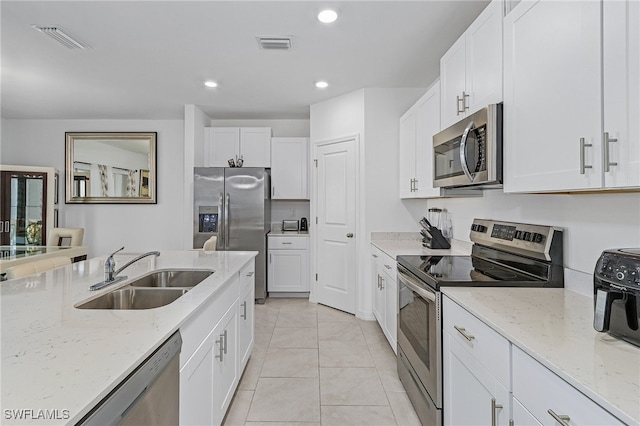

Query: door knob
[346,233,354,238]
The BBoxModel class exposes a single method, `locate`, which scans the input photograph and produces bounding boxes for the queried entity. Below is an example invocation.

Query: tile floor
[223,297,421,426]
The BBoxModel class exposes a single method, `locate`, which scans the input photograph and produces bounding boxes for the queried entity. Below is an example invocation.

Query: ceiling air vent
[32,25,88,50]
[257,36,292,50]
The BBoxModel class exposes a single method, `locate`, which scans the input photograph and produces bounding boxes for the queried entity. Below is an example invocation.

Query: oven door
[397,265,442,408]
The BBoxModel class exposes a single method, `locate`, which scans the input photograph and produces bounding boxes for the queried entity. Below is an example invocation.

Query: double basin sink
[76,269,214,310]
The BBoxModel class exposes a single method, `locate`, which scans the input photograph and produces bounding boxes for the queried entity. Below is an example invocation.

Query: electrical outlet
[290,208,296,217]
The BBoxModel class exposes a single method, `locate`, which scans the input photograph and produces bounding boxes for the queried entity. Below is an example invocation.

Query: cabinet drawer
[442,296,510,387]
[268,236,308,250]
[512,346,624,426]
[371,245,397,277]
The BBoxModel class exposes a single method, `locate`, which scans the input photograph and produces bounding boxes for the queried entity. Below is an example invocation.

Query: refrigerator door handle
[225,192,230,248]
[218,192,225,247]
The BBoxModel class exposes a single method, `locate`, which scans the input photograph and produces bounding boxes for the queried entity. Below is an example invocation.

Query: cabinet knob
[346,233,354,238]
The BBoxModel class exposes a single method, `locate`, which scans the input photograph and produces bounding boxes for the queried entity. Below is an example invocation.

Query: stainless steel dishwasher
[78,331,182,426]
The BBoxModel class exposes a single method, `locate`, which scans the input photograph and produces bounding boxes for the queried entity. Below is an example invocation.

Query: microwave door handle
[459,120,476,182]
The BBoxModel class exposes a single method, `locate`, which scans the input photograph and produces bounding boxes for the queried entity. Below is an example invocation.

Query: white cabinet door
[268,249,309,292]
[240,127,271,167]
[504,0,602,192]
[512,345,624,426]
[205,128,240,167]
[180,330,215,426]
[440,0,503,129]
[382,268,397,353]
[414,83,443,198]
[213,303,238,426]
[443,333,510,426]
[398,108,418,198]
[399,81,442,199]
[440,35,467,129]
[512,397,542,426]
[464,0,503,115]
[603,0,640,188]
[271,137,309,199]
[237,262,255,372]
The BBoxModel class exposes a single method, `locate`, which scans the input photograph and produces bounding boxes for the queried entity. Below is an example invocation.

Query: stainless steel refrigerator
[193,167,270,303]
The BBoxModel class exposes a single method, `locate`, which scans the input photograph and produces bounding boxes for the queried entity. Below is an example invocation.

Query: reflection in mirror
[65,132,156,204]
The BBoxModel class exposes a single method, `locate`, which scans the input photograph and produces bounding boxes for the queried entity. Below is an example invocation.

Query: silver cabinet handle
[380,275,384,290]
[384,264,392,270]
[547,409,570,425]
[579,137,593,174]
[346,233,354,238]
[282,242,292,245]
[377,275,381,290]
[491,398,503,426]
[241,301,247,320]
[509,420,514,426]
[603,132,618,172]
[246,271,255,277]
[413,179,418,191]
[372,254,378,258]
[272,186,275,196]
[454,325,475,341]
[222,329,228,354]
[456,94,464,115]
[463,91,469,112]
[215,332,225,361]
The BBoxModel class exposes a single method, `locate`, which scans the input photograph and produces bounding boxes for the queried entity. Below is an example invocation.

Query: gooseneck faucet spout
[89,248,160,291]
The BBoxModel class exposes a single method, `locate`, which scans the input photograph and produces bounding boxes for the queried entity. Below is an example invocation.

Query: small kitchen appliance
[593,248,640,348]
[300,217,308,231]
[282,220,299,231]
[397,218,564,426]
[433,103,502,189]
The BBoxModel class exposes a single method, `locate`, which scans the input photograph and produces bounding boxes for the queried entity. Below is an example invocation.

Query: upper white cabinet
[399,81,442,199]
[204,127,271,168]
[271,137,309,199]
[440,0,503,129]
[504,0,640,193]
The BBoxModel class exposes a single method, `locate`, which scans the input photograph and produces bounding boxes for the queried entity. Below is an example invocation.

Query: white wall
[2,119,185,257]
[310,88,423,319]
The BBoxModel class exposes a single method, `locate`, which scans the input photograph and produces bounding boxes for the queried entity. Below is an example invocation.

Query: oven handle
[398,267,436,302]
[459,120,476,182]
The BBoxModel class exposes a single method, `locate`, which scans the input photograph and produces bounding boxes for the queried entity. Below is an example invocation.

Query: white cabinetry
[399,81,442,199]
[443,296,509,426]
[179,259,255,426]
[504,0,640,193]
[270,137,309,199]
[512,346,624,426]
[237,261,255,373]
[268,234,309,293]
[204,127,271,168]
[440,0,503,129]
[371,245,397,353]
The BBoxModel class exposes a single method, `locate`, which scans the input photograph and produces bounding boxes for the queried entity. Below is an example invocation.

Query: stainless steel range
[396,218,564,426]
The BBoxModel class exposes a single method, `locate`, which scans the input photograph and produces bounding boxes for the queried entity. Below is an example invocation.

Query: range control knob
[616,271,625,281]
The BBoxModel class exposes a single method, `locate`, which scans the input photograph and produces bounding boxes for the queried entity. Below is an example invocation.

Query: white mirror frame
[65,132,157,204]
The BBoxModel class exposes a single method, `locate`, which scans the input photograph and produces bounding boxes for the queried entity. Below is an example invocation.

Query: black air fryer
[593,248,640,348]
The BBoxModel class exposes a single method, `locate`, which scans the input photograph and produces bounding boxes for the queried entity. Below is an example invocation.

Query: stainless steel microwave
[433,103,502,188]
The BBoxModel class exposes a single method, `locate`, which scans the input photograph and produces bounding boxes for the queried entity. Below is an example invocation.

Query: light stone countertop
[268,230,310,236]
[1,250,257,425]
[370,232,472,259]
[442,287,640,425]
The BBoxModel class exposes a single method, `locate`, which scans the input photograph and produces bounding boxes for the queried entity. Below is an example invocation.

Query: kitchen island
[442,287,640,425]
[1,250,256,425]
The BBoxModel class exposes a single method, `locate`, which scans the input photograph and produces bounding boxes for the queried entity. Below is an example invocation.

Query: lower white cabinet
[443,296,509,426]
[443,296,625,426]
[268,235,309,293]
[512,346,624,426]
[179,259,255,426]
[237,261,255,371]
[371,245,397,353]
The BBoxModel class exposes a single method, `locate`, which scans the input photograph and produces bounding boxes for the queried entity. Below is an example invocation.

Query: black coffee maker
[593,248,640,348]
[300,217,308,231]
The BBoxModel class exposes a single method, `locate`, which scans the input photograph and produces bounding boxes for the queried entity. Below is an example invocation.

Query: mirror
[65,132,157,204]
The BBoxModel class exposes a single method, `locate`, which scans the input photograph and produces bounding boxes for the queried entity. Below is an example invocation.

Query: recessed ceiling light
[318,9,338,24]
[315,81,329,89]
[204,81,218,88]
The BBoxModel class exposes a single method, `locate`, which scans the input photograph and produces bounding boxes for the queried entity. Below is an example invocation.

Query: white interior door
[314,138,357,314]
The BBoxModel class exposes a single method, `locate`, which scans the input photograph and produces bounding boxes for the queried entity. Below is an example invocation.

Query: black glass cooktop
[397,254,544,290]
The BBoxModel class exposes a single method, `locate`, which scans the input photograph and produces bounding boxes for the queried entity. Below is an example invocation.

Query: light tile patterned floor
[223,298,421,426]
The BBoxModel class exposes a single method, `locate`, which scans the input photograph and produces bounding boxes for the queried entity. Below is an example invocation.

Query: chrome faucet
[89,247,160,291]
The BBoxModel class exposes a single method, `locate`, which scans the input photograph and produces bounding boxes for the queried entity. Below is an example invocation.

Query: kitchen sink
[75,287,189,310]
[127,269,214,288]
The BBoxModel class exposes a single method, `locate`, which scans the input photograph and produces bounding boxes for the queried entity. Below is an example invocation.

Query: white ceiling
[1,1,490,120]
